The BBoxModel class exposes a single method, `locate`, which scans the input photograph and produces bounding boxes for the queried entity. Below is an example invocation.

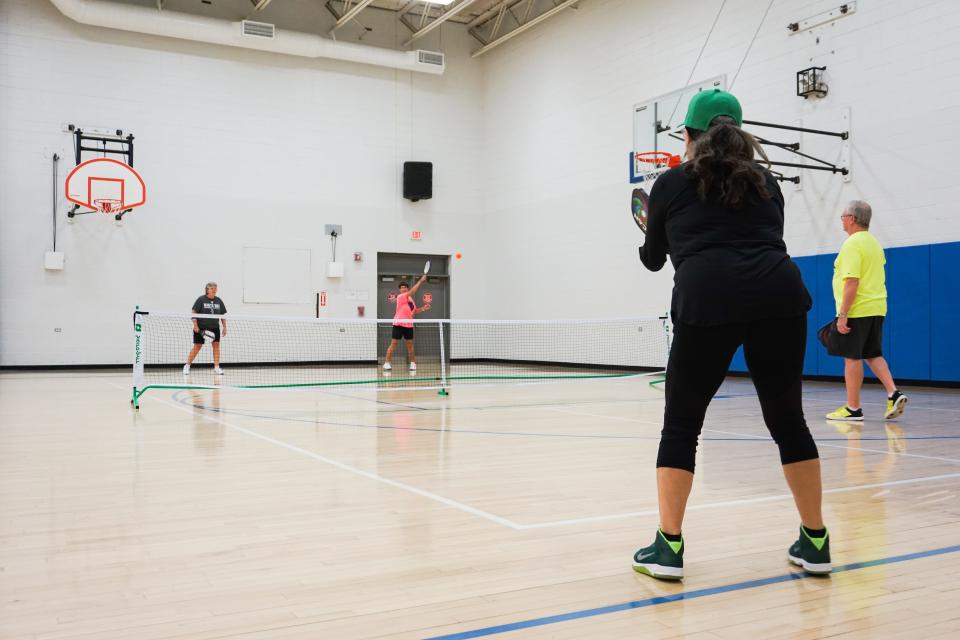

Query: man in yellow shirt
[826,201,907,421]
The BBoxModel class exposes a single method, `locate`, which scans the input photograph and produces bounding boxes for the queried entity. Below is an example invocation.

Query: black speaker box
[403,161,433,202]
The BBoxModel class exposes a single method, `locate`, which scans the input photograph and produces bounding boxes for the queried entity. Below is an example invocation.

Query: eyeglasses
[840,214,854,219]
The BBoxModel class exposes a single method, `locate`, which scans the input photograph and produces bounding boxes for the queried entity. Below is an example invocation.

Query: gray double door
[376,253,450,364]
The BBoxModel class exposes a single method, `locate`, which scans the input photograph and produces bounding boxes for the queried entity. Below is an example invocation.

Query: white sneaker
[382,362,392,371]
[213,367,224,375]
[183,364,190,376]
[409,362,417,372]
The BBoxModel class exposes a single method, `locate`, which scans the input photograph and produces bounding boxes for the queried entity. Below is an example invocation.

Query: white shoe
[409,362,417,372]
[383,362,392,371]
[183,365,190,376]
[213,367,224,375]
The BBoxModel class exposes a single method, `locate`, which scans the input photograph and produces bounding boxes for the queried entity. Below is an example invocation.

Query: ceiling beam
[403,0,479,46]
[467,0,524,29]
[471,0,580,57]
[329,0,377,34]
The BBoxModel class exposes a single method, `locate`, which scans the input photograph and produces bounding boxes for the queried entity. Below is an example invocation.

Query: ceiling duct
[48,0,444,75]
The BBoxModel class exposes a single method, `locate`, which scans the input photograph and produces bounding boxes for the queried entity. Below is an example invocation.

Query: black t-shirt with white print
[192,295,227,330]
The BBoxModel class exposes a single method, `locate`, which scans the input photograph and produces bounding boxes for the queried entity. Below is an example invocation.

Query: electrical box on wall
[327,262,344,278]
[44,252,65,270]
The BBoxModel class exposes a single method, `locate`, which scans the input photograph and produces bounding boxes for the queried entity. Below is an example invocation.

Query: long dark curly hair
[684,115,771,208]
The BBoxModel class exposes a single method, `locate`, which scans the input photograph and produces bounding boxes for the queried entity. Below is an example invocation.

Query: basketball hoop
[93,198,123,214]
[635,151,681,168]
[631,151,682,184]
[65,157,146,220]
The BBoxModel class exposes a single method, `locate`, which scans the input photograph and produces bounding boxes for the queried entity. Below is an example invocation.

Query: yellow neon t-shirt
[833,230,887,317]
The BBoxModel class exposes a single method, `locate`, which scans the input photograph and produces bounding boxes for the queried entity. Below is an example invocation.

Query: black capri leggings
[657,314,819,472]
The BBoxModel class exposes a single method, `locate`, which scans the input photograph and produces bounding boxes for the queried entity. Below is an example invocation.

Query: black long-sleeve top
[638,165,811,326]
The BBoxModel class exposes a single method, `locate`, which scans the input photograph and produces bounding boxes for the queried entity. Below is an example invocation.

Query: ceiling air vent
[241,20,276,39]
[417,50,445,68]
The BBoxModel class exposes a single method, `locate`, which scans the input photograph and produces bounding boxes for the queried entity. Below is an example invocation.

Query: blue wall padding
[724,240,959,382]
[886,245,930,380]
[794,257,821,377]
[931,243,960,381]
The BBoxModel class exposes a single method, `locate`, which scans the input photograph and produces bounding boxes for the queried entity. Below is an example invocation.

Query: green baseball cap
[683,89,743,131]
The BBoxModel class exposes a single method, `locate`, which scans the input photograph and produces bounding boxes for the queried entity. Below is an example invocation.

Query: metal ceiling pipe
[48,0,444,74]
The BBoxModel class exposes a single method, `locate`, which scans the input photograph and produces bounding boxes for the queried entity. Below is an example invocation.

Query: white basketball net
[633,152,677,184]
[94,199,122,214]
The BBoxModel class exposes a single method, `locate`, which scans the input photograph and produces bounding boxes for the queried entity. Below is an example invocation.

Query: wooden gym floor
[1,371,958,639]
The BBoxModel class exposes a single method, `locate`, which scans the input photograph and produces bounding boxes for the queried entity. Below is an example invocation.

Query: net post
[649,313,671,389]
[437,320,448,396]
[132,306,145,409]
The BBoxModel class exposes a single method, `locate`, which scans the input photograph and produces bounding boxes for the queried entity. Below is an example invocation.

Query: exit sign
[411,230,422,241]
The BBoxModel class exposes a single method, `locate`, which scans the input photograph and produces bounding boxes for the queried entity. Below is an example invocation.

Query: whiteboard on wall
[242,247,312,304]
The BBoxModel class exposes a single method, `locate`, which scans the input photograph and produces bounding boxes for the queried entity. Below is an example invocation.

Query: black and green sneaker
[632,529,684,580]
[788,526,832,574]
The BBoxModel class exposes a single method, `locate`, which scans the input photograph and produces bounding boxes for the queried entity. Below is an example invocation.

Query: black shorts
[827,316,884,359]
[391,325,414,341]
[193,326,221,345]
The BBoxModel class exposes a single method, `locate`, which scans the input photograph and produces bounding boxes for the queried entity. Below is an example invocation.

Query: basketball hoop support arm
[742,120,848,139]
[667,121,850,180]
[71,128,135,165]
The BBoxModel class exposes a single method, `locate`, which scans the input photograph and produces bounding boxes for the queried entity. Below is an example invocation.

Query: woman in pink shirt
[383,275,431,372]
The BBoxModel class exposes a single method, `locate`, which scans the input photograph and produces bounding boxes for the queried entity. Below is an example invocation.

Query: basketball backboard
[630,75,726,182]
[65,158,146,213]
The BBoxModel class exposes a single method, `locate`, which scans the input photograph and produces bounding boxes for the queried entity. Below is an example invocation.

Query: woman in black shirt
[183,281,227,376]
[631,90,830,580]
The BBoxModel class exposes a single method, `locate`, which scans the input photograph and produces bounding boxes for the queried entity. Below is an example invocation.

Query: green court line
[131,371,649,406]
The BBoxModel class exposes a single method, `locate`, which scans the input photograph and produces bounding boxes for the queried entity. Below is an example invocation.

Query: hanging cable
[665,0,727,129]
[730,0,776,89]
[52,154,60,251]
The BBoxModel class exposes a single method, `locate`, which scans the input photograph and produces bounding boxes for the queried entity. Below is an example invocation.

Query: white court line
[108,382,525,531]
[516,472,960,530]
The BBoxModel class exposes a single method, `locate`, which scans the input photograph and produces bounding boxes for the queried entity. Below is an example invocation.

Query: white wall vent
[417,50,445,68]
[242,20,275,39]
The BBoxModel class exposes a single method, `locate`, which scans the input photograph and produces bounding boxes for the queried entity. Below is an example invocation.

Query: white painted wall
[5,0,960,365]
[481,0,960,318]
[0,0,485,365]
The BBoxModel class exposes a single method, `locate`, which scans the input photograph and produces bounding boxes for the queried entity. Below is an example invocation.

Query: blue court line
[174,391,960,443]
[423,544,960,640]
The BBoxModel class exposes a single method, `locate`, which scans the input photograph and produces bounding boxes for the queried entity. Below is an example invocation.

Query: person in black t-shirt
[183,282,227,376]
[631,90,829,581]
